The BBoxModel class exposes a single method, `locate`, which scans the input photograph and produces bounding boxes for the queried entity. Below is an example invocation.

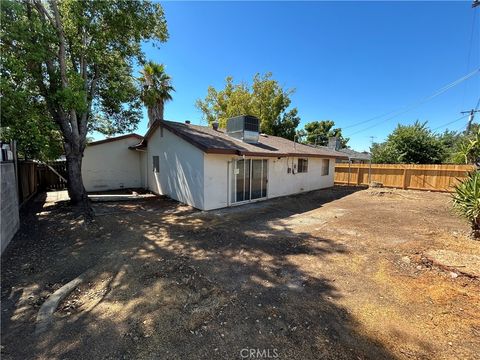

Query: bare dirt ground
[1,187,479,360]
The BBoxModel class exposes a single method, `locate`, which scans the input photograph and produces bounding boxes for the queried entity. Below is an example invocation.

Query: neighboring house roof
[336,148,371,161]
[133,120,348,159]
[87,133,143,147]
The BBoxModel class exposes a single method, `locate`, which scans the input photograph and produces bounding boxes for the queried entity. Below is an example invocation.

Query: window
[152,156,159,173]
[322,159,330,176]
[298,158,308,173]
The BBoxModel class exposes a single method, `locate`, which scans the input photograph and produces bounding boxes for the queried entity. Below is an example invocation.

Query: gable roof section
[137,120,348,159]
[337,147,371,161]
[88,133,143,147]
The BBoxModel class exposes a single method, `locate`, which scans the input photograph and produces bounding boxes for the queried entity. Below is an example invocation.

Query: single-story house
[324,137,372,164]
[82,116,347,210]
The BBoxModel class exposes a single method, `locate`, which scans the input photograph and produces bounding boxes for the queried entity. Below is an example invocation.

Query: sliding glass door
[233,159,267,203]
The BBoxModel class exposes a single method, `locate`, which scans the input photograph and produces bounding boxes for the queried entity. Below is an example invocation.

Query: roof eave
[87,133,143,147]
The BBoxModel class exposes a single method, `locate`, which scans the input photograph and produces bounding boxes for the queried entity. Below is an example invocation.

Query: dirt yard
[1,187,479,359]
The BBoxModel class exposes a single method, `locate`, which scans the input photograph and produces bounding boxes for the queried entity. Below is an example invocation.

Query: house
[82,116,348,210]
[325,137,372,164]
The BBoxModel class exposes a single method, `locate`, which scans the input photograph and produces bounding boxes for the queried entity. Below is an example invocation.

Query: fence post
[11,140,19,202]
[356,166,361,185]
[402,167,408,189]
[347,160,351,186]
[368,160,372,185]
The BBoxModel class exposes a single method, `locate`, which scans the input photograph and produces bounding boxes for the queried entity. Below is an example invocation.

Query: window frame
[152,155,160,173]
[297,158,308,173]
[321,159,330,176]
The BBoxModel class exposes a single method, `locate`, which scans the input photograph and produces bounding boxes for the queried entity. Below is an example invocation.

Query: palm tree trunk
[150,101,163,122]
[158,101,164,120]
[147,107,155,128]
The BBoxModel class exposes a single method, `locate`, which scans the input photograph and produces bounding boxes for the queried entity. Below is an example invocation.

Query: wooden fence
[334,163,476,192]
[38,161,68,190]
[17,161,38,204]
[17,161,68,205]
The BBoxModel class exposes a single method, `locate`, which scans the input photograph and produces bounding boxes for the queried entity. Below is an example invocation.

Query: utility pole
[461,109,480,134]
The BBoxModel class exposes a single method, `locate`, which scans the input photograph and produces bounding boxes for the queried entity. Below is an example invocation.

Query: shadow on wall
[162,152,203,209]
[0,187,397,359]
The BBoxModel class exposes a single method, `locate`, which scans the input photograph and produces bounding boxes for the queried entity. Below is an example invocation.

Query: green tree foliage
[303,120,349,147]
[452,171,480,239]
[370,121,445,164]
[369,142,398,163]
[196,73,300,140]
[438,129,463,163]
[139,61,174,126]
[451,128,480,165]
[1,62,63,160]
[1,0,168,209]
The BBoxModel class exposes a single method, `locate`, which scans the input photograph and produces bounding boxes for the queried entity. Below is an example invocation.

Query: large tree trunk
[66,151,93,218]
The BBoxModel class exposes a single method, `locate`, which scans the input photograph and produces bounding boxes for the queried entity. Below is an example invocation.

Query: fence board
[17,161,38,204]
[16,160,68,205]
[334,164,475,192]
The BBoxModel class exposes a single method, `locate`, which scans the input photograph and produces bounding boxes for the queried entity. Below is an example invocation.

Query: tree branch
[79,65,99,150]
[32,0,54,26]
[48,0,68,89]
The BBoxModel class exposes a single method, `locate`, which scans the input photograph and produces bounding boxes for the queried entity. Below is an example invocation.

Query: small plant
[452,171,480,239]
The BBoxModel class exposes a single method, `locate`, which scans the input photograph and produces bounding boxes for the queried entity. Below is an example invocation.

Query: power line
[431,114,469,132]
[342,110,399,130]
[453,121,470,133]
[345,68,480,131]
[461,8,478,109]
[345,68,480,137]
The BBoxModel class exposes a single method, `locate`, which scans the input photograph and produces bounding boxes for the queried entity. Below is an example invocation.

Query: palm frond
[452,171,480,235]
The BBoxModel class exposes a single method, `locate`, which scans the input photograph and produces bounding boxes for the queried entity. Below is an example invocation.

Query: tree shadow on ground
[1,187,397,359]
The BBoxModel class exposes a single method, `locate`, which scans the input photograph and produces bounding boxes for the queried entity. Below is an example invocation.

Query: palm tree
[139,61,174,127]
[452,171,480,239]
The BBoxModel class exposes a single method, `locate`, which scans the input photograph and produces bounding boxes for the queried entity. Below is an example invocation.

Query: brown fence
[16,161,67,205]
[38,161,67,190]
[334,163,476,192]
[17,161,38,204]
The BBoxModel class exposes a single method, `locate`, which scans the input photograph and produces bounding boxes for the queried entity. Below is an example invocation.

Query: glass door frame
[231,158,268,205]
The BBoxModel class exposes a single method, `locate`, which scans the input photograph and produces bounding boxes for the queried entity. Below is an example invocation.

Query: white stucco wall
[203,154,232,210]
[268,157,335,198]
[202,155,336,210]
[139,150,147,188]
[82,137,142,191]
[147,126,205,209]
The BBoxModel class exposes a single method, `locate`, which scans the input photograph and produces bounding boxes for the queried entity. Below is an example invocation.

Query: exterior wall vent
[226,115,260,143]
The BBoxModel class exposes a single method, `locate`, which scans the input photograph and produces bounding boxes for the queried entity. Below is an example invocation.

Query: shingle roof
[136,120,347,159]
[88,133,143,147]
[337,148,371,161]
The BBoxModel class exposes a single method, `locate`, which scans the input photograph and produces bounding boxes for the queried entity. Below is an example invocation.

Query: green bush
[452,171,480,239]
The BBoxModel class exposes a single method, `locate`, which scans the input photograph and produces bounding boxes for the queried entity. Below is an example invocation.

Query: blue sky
[120,1,479,151]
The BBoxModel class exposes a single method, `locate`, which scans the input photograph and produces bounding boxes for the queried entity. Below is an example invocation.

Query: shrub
[452,171,480,239]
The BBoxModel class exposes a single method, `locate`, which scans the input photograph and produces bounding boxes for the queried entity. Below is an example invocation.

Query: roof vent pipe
[212,121,219,131]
